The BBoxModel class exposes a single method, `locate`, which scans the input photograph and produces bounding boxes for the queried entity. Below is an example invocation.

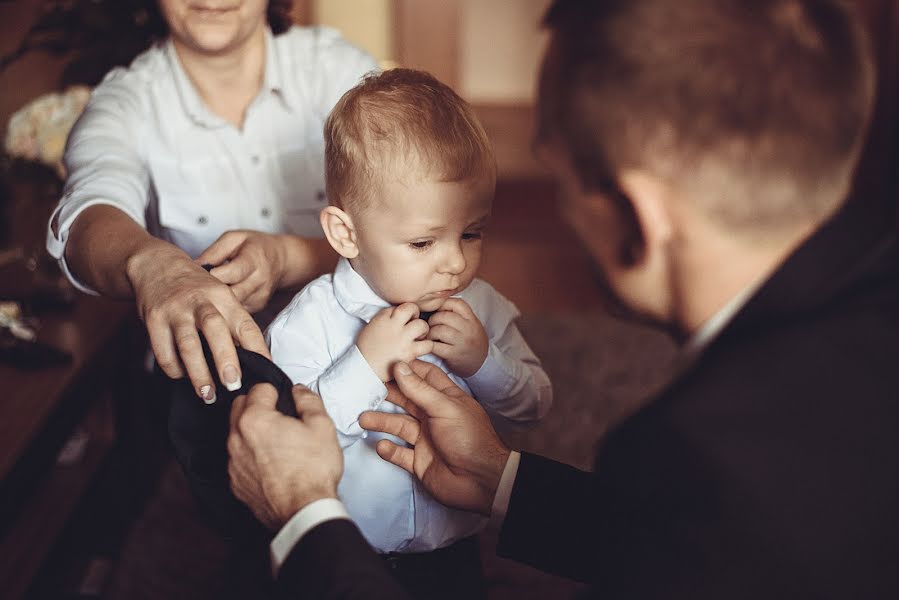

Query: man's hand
[359,360,511,515]
[228,383,343,530]
[126,242,269,402]
[197,230,289,314]
[427,298,489,377]
[356,303,434,382]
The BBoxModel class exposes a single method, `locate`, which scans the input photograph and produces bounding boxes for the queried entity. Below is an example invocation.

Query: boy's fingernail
[396,362,412,376]
[223,365,242,391]
[200,385,216,404]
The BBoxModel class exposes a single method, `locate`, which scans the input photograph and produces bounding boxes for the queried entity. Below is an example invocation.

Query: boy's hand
[357,303,434,381]
[427,298,488,378]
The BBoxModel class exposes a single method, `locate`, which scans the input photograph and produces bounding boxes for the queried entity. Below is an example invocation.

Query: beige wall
[313,0,395,67]
[458,0,550,105]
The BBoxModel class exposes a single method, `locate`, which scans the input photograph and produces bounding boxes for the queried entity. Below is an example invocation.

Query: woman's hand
[197,230,289,314]
[126,241,269,402]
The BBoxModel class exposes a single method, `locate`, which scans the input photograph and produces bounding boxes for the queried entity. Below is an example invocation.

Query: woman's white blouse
[47,26,377,294]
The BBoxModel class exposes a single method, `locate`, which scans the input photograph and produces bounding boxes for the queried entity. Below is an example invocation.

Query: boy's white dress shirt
[47,26,377,293]
[266,258,552,554]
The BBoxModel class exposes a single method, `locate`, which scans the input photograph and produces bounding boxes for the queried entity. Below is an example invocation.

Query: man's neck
[674,220,818,336]
[172,25,267,128]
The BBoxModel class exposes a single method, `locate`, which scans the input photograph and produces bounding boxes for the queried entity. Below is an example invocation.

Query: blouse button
[251,154,260,165]
[197,216,208,226]
[261,207,271,218]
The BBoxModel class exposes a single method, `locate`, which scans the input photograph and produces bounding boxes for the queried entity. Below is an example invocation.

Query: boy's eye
[409,240,434,250]
[462,231,483,241]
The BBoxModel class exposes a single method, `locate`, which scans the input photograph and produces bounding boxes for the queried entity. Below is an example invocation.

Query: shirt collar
[165,27,290,128]
[682,280,760,356]
[332,258,392,323]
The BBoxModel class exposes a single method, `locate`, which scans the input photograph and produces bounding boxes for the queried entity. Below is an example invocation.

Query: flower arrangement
[4,86,91,179]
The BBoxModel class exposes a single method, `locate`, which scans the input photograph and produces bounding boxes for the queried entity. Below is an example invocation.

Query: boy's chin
[415,298,448,313]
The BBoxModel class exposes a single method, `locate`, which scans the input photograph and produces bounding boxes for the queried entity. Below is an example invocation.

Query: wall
[0,1,71,140]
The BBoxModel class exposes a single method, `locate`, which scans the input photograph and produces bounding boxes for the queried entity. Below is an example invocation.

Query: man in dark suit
[226,0,899,597]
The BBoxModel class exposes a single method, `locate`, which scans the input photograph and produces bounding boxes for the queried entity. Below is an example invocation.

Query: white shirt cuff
[269,498,351,577]
[490,450,521,523]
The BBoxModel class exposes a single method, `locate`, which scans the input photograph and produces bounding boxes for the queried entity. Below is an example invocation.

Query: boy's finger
[437,298,475,319]
[376,439,415,474]
[392,302,421,323]
[426,324,458,344]
[426,310,467,330]
[412,339,435,358]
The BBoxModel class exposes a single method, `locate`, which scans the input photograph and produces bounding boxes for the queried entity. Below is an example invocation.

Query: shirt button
[197,216,208,225]
[251,154,260,165]
[261,207,271,218]
[316,190,326,202]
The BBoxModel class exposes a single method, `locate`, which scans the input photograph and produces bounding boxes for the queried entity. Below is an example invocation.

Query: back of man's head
[539,0,876,236]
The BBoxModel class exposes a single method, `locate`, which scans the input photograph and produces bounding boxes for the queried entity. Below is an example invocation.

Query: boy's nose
[440,244,466,274]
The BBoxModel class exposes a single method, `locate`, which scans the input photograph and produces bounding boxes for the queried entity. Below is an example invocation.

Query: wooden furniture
[0,295,133,599]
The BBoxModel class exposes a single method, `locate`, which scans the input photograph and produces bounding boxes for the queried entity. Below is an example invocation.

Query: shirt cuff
[465,343,517,400]
[270,498,351,577]
[490,450,521,523]
[317,345,388,437]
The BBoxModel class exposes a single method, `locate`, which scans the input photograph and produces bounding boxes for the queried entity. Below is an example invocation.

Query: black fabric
[380,535,486,600]
[168,336,296,539]
[496,198,899,599]
[277,519,409,600]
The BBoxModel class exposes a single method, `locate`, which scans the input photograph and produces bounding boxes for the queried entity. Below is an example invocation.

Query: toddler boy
[266,69,552,599]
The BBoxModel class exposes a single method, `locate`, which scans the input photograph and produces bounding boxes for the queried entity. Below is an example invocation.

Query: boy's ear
[320,206,359,259]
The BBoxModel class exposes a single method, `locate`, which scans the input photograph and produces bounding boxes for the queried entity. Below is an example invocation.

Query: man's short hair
[324,68,496,211]
[539,0,876,234]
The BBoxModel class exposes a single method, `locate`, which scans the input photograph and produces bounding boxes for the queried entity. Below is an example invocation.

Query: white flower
[4,86,91,178]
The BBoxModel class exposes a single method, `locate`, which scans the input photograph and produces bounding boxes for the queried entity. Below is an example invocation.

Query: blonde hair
[324,68,496,211]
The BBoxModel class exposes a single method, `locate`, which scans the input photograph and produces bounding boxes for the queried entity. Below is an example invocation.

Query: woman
[47,0,377,402]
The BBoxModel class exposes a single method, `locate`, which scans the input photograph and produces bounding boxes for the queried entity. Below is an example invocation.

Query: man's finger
[244,382,279,410]
[229,392,249,431]
[384,383,423,419]
[375,439,415,474]
[291,384,329,421]
[409,359,471,399]
[392,361,455,414]
[359,411,421,445]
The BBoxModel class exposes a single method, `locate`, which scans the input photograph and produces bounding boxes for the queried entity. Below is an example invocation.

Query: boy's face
[350,175,494,312]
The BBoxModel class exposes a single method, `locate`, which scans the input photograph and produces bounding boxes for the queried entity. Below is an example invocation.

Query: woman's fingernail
[396,362,412,376]
[223,365,242,391]
[200,385,216,404]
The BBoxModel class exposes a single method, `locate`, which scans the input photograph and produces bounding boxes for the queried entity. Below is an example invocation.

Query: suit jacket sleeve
[276,519,410,600]
[496,452,597,582]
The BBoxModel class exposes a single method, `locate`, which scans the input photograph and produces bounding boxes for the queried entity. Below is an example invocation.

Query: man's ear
[618,170,674,261]
[319,206,359,259]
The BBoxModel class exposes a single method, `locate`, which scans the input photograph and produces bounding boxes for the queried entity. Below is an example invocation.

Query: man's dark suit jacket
[277,199,899,599]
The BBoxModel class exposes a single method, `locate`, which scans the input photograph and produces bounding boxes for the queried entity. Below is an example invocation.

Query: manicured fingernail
[223,365,241,391]
[396,362,411,376]
[200,385,216,404]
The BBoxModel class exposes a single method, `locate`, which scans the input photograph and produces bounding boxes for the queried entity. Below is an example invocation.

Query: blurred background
[0,1,896,599]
